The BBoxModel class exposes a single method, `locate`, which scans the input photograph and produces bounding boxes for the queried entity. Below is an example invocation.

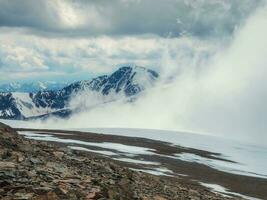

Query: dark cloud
[0,0,263,37]
[0,1,59,31]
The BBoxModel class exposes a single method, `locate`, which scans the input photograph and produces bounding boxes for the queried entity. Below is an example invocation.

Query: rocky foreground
[0,123,236,200]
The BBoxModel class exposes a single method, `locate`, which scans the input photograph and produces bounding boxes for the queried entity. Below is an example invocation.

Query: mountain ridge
[0,65,159,120]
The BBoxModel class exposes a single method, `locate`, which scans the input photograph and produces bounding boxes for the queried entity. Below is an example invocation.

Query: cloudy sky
[0,0,263,83]
[1,0,267,142]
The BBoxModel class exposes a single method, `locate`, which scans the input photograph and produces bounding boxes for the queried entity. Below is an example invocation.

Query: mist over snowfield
[1,0,267,145]
[10,2,266,145]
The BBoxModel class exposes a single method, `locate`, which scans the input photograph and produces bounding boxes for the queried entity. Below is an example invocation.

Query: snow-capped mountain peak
[0,65,159,120]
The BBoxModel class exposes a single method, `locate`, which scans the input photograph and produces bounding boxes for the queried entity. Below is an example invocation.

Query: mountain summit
[0,66,159,120]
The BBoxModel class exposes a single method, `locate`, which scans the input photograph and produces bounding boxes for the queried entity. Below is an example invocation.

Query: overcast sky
[0,0,263,83]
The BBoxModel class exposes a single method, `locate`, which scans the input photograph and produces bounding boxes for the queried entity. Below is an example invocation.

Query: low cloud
[27,5,267,145]
[0,31,216,83]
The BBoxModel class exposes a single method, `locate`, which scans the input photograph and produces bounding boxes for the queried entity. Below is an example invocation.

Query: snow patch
[200,182,261,200]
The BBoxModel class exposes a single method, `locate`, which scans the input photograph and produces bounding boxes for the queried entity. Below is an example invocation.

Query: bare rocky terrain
[0,122,237,200]
[14,127,267,200]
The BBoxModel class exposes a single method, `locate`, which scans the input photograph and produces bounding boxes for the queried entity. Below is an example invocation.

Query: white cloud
[48,0,109,30]
[0,45,48,71]
[0,30,217,82]
[30,4,267,145]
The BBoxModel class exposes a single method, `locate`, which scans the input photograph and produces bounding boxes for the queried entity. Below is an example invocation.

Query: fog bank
[14,4,267,145]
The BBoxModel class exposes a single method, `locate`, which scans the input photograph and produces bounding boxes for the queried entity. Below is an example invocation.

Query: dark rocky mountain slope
[0,122,233,200]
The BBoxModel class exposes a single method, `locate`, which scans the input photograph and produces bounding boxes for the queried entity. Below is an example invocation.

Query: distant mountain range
[0,81,69,93]
[0,65,159,120]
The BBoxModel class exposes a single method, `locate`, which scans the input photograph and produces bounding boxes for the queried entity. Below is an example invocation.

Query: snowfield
[2,118,267,180]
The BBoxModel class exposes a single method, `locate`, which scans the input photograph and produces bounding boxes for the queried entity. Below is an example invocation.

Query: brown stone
[13,152,25,162]
[82,176,92,183]
[14,192,34,199]
[58,183,69,194]
[85,188,101,200]
[33,191,60,200]
[189,189,200,197]
[59,178,81,184]
[108,189,117,199]
[154,195,167,200]
[0,161,16,168]
[53,151,64,160]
